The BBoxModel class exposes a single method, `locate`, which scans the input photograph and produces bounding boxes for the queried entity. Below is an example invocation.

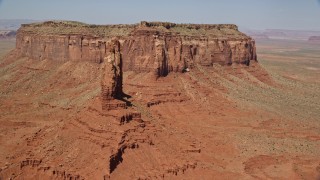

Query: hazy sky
[0,0,320,30]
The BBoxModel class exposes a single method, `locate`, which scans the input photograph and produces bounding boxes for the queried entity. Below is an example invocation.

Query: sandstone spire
[101,39,125,111]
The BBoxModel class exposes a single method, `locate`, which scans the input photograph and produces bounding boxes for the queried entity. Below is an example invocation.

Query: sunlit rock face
[16,21,257,77]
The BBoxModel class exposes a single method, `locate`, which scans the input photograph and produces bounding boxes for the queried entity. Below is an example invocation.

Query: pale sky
[0,0,320,30]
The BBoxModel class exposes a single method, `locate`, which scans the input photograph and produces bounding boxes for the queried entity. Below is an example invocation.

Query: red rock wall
[122,29,257,75]
[16,24,257,76]
[16,33,108,63]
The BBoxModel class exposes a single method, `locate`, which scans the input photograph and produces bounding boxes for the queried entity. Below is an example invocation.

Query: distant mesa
[245,32,269,40]
[308,36,320,42]
[0,19,38,39]
[264,30,287,37]
[0,19,38,30]
[244,29,320,41]
[0,30,16,40]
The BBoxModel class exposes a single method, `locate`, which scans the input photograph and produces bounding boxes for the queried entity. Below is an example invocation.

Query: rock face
[16,21,257,76]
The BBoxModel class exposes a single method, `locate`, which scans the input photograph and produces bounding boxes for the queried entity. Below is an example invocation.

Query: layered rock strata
[16,21,257,76]
[101,39,125,111]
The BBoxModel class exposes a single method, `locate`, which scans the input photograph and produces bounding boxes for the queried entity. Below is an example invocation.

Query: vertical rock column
[101,40,125,111]
[155,37,169,77]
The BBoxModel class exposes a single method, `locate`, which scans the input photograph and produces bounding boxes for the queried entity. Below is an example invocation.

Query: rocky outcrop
[16,21,257,77]
[101,39,125,111]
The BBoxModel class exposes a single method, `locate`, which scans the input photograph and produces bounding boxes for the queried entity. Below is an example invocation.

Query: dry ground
[0,39,319,179]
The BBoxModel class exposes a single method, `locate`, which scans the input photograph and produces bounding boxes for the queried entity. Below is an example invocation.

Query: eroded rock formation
[16,21,257,77]
[101,39,125,111]
[4,21,259,177]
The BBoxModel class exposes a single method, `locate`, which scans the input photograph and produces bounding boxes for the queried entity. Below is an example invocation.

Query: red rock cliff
[16,21,257,76]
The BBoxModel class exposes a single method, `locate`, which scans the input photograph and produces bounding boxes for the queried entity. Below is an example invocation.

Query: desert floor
[0,39,319,179]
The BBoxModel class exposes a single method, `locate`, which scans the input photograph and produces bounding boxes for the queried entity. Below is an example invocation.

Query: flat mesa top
[19,20,249,38]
